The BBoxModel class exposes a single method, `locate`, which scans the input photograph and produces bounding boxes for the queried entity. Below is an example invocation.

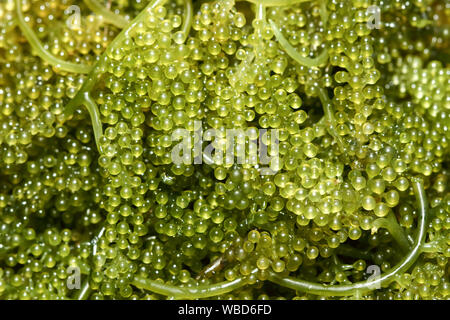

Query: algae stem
[66,0,168,106]
[132,275,251,299]
[181,0,193,43]
[239,0,311,6]
[256,3,266,22]
[15,0,91,74]
[65,0,168,153]
[76,225,107,300]
[268,178,428,296]
[420,239,445,253]
[269,19,328,67]
[317,88,345,152]
[76,279,91,300]
[336,244,373,261]
[82,93,103,153]
[372,211,411,253]
[83,0,128,29]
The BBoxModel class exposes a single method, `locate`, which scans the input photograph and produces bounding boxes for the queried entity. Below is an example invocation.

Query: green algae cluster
[0,0,448,300]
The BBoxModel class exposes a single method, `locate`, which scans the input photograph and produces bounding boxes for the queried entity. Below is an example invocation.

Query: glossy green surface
[0,0,448,300]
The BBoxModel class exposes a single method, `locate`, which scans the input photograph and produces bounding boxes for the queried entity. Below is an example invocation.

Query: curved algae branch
[317,88,345,153]
[65,0,169,153]
[319,0,329,27]
[336,244,373,261]
[256,3,267,22]
[76,279,92,300]
[15,0,92,74]
[83,0,128,29]
[239,0,312,6]
[132,273,254,299]
[269,19,329,68]
[268,178,428,297]
[181,0,193,43]
[83,92,104,153]
[420,237,447,254]
[129,179,429,298]
[76,226,106,300]
[372,211,411,253]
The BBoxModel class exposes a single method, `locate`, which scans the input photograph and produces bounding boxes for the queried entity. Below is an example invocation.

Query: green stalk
[76,279,91,300]
[83,0,128,29]
[65,0,168,153]
[181,0,193,43]
[76,226,106,300]
[256,3,266,22]
[82,92,103,153]
[132,275,250,299]
[317,88,345,152]
[268,178,428,296]
[336,244,373,261]
[239,0,311,6]
[421,238,446,253]
[319,1,328,27]
[269,19,328,67]
[15,0,91,74]
[372,211,411,253]
[5,19,17,33]
[66,0,164,112]
[66,0,168,112]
